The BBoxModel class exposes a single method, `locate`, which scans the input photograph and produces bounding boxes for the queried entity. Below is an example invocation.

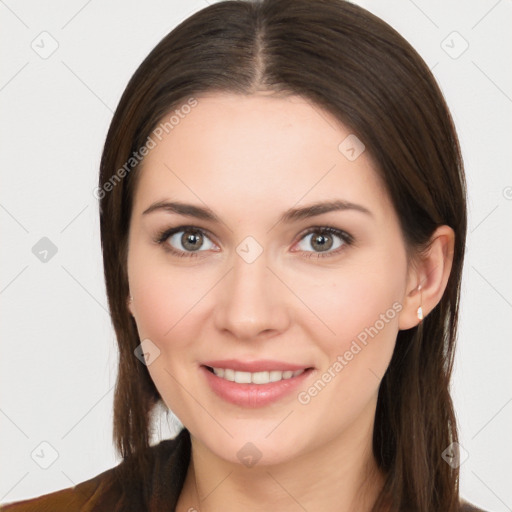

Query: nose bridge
[214,243,289,339]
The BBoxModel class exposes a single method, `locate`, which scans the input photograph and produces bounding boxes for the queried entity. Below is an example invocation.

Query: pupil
[313,233,332,251]
[183,231,202,251]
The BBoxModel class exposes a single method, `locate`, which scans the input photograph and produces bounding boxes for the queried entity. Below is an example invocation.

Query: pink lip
[201,359,312,372]
[200,364,315,408]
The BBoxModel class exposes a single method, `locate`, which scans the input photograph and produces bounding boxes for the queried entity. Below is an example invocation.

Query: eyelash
[153,225,354,259]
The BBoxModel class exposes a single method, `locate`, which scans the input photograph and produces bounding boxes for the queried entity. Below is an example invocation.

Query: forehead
[132,92,392,222]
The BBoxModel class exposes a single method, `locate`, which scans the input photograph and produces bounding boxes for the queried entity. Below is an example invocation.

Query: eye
[154,225,354,259]
[155,226,217,258]
[294,227,353,259]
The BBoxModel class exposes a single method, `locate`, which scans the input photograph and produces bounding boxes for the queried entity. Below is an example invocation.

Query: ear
[398,225,455,330]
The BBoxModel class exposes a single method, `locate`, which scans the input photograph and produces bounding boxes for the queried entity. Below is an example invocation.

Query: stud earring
[417,285,423,321]
[128,295,133,303]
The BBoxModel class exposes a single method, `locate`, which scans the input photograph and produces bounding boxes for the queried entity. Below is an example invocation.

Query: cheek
[128,248,211,342]
[129,260,208,412]
[292,253,404,412]
[310,276,400,386]
[296,259,404,350]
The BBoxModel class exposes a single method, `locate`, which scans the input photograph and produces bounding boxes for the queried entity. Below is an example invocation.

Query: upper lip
[202,359,313,372]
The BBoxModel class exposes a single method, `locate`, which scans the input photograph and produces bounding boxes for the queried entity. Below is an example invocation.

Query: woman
[0,0,488,510]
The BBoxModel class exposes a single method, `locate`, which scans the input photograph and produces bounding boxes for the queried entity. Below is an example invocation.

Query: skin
[126,92,454,512]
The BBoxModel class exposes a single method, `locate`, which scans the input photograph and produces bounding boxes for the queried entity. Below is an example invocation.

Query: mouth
[199,360,315,408]
[203,365,312,384]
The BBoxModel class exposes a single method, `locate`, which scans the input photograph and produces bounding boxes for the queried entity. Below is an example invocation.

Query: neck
[177,409,386,512]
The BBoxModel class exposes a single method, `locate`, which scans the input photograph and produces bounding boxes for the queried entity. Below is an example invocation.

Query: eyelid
[295,225,354,245]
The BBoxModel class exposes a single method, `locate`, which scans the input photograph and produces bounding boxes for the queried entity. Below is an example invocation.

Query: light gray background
[1,0,511,510]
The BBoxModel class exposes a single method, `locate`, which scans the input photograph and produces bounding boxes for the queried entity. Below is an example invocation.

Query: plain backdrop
[1,0,511,510]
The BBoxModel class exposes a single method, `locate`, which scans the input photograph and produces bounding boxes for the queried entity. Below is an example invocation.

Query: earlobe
[127,294,134,316]
[416,284,424,322]
[398,282,424,330]
[398,225,455,330]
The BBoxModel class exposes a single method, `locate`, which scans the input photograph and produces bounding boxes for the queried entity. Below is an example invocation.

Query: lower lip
[200,365,314,408]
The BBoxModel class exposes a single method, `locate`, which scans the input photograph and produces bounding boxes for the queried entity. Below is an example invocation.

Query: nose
[213,248,291,341]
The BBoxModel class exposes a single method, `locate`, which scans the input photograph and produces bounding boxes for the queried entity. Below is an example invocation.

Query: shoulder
[0,464,118,512]
[459,497,490,512]
[0,429,190,512]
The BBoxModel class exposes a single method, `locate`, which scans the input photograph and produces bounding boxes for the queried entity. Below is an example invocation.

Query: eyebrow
[142,199,373,223]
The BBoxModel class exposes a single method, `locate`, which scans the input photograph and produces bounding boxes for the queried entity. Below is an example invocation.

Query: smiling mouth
[203,365,314,385]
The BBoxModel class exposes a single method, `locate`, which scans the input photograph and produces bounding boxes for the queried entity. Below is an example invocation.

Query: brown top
[0,428,487,512]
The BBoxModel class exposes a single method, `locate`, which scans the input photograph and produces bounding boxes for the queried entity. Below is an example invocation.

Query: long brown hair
[98,1,467,510]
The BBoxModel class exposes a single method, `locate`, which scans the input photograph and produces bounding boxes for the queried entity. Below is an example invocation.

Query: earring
[128,295,133,303]
[417,285,423,321]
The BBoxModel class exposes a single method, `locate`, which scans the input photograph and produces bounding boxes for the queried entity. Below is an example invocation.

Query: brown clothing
[0,428,487,512]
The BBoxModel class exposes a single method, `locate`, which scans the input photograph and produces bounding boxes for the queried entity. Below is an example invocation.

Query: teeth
[210,367,306,384]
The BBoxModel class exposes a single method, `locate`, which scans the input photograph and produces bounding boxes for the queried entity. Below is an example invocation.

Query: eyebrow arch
[142,199,373,223]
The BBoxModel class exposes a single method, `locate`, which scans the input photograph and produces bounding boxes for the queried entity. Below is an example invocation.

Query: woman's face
[127,92,413,466]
